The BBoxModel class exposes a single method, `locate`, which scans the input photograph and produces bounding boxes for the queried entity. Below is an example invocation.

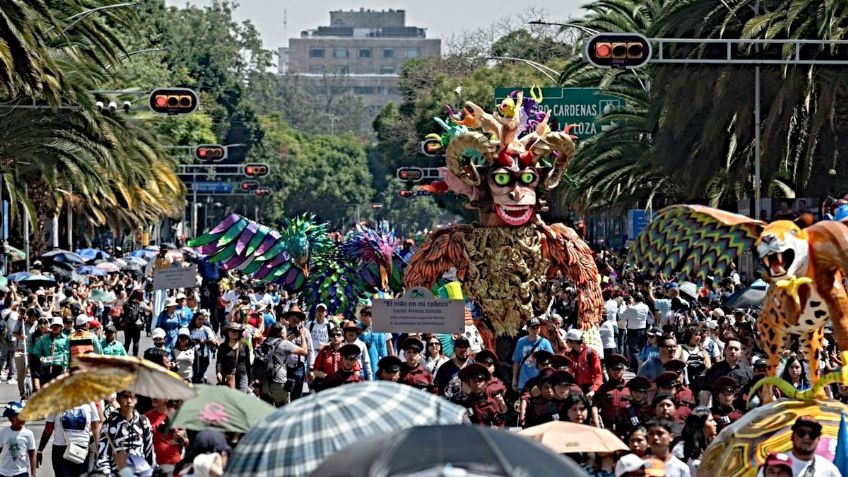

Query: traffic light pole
[644,37,848,218]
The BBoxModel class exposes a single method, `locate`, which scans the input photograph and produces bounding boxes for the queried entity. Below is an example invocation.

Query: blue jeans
[626,329,646,371]
[289,363,306,401]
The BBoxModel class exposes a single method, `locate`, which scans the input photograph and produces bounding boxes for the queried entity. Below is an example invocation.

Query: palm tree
[553,0,674,214]
[648,0,848,202]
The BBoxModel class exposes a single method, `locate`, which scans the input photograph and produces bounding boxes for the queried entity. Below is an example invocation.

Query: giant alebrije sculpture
[630,205,848,396]
[404,90,604,338]
[189,214,405,318]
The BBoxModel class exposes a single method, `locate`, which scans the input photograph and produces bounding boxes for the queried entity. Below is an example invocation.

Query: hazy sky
[166,1,588,50]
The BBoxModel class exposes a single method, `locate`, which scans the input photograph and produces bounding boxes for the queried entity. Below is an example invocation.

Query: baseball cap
[710,308,725,319]
[50,317,63,328]
[615,454,651,477]
[316,303,327,310]
[764,452,793,472]
[75,314,91,327]
[152,328,166,340]
[792,415,823,434]
[3,402,23,418]
[527,317,542,327]
[178,327,191,337]
[565,329,583,342]
[105,325,117,333]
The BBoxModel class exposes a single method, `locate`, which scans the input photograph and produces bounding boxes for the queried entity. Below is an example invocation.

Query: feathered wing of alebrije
[303,251,358,319]
[628,205,765,281]
[188,213,334,292]
[341,222,405,292]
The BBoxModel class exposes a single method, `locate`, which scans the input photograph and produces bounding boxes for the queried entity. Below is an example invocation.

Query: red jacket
[566,346,603,392]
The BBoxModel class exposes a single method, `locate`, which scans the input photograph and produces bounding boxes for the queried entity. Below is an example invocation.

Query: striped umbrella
[226,381,468,477]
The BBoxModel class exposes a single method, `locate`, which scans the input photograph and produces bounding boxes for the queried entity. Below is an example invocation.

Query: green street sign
[494,87,624,140]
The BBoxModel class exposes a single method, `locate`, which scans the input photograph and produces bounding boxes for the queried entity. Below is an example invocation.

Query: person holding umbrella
[318,343,363,391]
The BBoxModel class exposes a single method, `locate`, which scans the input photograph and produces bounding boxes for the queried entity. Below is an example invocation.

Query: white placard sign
[372,287,465,334]
[153,264,197,290]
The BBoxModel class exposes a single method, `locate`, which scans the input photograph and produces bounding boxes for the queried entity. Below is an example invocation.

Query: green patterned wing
[629,205,765,281]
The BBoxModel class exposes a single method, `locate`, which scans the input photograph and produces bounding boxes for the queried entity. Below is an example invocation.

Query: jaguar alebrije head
[755,221,810,280]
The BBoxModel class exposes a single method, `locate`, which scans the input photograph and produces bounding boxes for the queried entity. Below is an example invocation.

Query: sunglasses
[330,333,343,337]
[342,355,358,361]
[479,360,495,365]
[428,342,440,346]
[794,429,820,439]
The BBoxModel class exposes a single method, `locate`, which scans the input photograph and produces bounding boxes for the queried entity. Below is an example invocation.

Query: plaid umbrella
[226,381,468,477]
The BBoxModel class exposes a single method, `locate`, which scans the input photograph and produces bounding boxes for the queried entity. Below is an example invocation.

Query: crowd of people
[0,242,839,477]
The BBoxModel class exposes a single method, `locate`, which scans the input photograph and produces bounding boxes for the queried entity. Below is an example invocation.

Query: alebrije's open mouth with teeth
[762,249,795,277]
[494,204,533,226]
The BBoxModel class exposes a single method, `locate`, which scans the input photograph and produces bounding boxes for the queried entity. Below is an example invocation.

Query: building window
[359,48,372,58]
[333,48,349,58]
[405,48,420,58]
[380,65,396,74]
[309,65,324,74]
[353,86,375,95]
[309,48,325,58]
[381,48,395,58]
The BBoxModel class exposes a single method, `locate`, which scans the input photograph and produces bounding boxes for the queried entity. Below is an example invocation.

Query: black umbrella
[310,425,589,477]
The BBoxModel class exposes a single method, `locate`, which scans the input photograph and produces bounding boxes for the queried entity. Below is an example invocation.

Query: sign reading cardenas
[494,87,624,140]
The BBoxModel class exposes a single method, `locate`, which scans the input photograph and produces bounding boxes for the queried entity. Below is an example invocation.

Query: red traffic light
[584,33,651,69]
[254,187,272,197]
[149,88,199,115]
[195,144,226,162]
[399,190,415,198]
[240,180,259,192]
[243,163,270,178]
[397,167,424,182]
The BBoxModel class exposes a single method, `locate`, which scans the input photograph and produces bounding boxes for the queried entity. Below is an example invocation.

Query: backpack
[682,345,706,379]
[253,338,286,384]
[121,302,145,329]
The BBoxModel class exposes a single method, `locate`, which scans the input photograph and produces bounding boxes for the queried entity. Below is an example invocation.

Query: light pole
[46,2,139,35]
[486,56,559,83]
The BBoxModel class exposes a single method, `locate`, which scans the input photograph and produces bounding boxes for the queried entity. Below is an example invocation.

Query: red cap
[764,452,793,471]
[89,319,102,329]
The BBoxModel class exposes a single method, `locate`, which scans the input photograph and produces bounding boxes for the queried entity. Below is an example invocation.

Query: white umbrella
[95,262,120,273]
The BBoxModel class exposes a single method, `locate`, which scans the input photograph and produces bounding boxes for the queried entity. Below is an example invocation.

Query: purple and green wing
[629,205,765,281]
[188,214,300,289]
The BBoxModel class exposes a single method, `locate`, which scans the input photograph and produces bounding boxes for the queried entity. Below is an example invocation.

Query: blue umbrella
[130,249,157,259]
[19,274,56,289]
[40,249,85,264]
[6,272,30,282]
[124,256,148,266]
[76,265,107,277]
[76,248,110,261]
[227,382,468,477]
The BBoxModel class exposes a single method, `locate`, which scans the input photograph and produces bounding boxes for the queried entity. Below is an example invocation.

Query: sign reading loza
[372,287,465,334]
[153,264,197,290]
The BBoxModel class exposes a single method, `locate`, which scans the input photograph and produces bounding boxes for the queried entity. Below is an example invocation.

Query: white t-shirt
[621,303,650,330]
[47,403,100,446]
[0,427,35,476]
[661,455,692,477]
[222,290,240,313]
[756,454,842,477]
[599,320,617,349]
[604,299,619,323]
[252,293,274,309]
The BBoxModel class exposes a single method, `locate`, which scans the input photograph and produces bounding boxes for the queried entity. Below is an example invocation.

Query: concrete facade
[279,9,440,108]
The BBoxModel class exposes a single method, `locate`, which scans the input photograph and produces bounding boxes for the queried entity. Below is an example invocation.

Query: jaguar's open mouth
[762,250,795,277]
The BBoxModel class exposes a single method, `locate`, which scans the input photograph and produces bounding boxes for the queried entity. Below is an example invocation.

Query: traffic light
[149,88,199,115]
[583,33,651,69]
[195,144,227,162]
[398,190,415,198]
[397,167,424,182]
[371,203,383,210]
[254,187,272,197]
[240,180,259,192]
[243,163,270,178]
